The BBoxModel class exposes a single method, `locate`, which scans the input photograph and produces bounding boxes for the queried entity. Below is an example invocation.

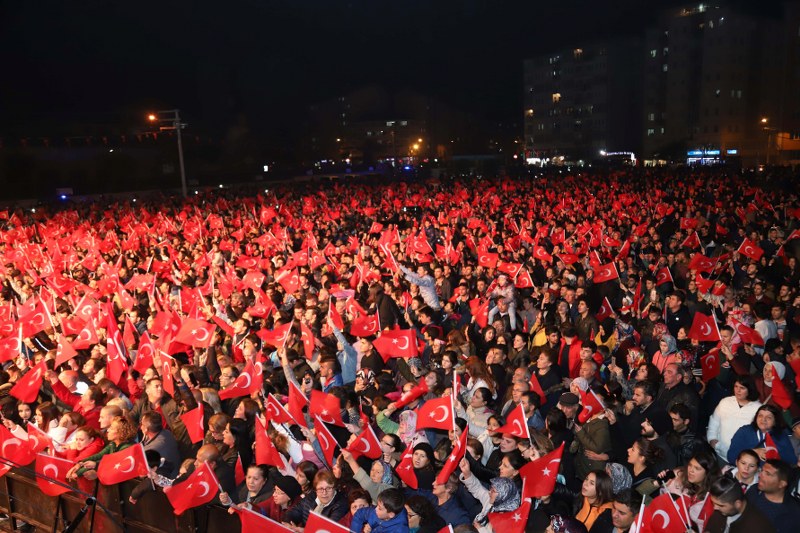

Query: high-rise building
[523,38,643,162]
[642,4,784,165]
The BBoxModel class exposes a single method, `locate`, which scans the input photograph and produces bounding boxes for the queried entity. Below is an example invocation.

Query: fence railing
[0,468,241,533]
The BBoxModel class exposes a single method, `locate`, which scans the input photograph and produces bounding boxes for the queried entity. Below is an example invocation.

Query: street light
[148,109,188,198]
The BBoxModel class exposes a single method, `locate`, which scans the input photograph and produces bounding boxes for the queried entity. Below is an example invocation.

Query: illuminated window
[552,93,561,103]
[662,64,668,72]
[526,109,534,117]
[648,113,655,121]
[574,48,583,59]
[650,49,657,58]
[647,128,655,136]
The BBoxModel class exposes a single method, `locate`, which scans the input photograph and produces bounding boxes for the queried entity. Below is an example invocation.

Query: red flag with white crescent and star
[416,396,455,431]
[687,312,720,342]
[164,461,220,515]
[96,443,149,485]
[519,443,565,499]
[436,425,468,484]
[345,423,383,460]
[35,454,73,497]
[495,403,530,440]
[488,498,532,533]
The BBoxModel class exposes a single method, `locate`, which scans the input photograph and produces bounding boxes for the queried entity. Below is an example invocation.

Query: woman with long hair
[661,449,721,532]
[626,438,664,497]
[68,416,138,480]
[461,356,496,404]
[574,469,614,531]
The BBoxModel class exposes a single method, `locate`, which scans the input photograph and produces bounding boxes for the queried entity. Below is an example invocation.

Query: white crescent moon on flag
[2,438,20,456]
[657,272,666,281]
[42,464,59,478]
[317,430,330,451]
[33,313,45,326]
[430,406,449,423]
[29,435,40,450]
[765,445,778,455]
[700,323,711,336]
[193,328,210,343]
[512,419,524,436]
[601,268,611,278]
[652,510,670,529]
[197,481,210,497]
[238,373,252,390]
[395,337,409,350]
[744,246,754,254]
[117,456,136,474]
[358,437,371,454]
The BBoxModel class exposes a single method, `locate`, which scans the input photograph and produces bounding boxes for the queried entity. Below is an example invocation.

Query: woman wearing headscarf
[652,334,679,372]
[459,458,522,533]
[340,448,396,502]
[404,442,436,496]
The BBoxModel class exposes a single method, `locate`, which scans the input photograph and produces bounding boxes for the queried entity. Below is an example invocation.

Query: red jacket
[50,380,102,430]
[62,437,105,462]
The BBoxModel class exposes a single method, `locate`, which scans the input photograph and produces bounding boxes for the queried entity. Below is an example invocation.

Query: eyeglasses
[316,486,334,493]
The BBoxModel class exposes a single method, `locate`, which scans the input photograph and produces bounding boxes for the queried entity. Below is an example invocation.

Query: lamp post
[148,109,188,198]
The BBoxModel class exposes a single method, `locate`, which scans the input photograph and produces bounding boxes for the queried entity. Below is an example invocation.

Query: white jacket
[707,397,761,462]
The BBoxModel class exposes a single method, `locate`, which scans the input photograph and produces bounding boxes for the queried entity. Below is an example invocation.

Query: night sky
[0,0,783,141]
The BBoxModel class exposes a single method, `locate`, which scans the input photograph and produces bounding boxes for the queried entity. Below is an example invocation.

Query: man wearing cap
[789,417,800,458]
[558,392,580,431]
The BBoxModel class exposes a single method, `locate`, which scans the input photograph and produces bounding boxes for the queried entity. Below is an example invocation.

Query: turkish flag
[395,446,418,489]
[596,297,614,321]
[350,312,380,337]
[764,432,781,460]
[529,373,547,404]
[469,298,490,328]
[687,312,720,342]
[436,426,468,484]
[345,296,367,319]
[643,493,689,533]
[234,454,245,486]
[264,392,293,425]
[276,267,301,294]
[235,507,293,532]
[106,338,129,385]
[558,253,580,265]
[701,352,720,382]
[54,335,77,367]
[346,423,383,460]
[133,332,156,373]
[314,416,340,467]
[35,454,73,497]
[122,316,137,348]
[655,267,674,286]
[498,262,522,277]
[593,262,619,283]
[254,416,290,469]
[10,361,47,403]
[160,351,176,397]
[26,423,54,453]
[165,461,220,515]
[737,238,764,261]
[299,322,315,360]
[520,443,565,499]
[695,275,714,294]
[242,270,265,291]
[174,318,216,348]
[287,380,308,428]
[17,300,49,338]
[180,405,205,443]
[533,246,553,263]
[478,252,499,268]
[497,404,530,439]
[731,319,765,346]
[96,443,149,485]
[769,366,793,410]
[219,360,257,400]
[688,253,716,273]
[72,319,100,350]
[257,321,294,348]
[680,231,701,250]
[514,268,534,289]
[488,498,532,533]
[328,297,344,330]
[578,389,606,424]
[394,379,429,409]
[373,329,419,361]
[416,396,455,431]
[0,424,36,477]
[306,511,350,533]
[309,389,345,426]
[0,329,22,363]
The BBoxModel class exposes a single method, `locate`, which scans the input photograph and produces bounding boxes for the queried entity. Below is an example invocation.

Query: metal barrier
[0,469,241,533]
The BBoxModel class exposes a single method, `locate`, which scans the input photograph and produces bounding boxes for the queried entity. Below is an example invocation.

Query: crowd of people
[1,168,800,533]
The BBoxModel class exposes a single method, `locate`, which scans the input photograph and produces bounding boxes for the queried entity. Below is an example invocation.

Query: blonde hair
[200,387,222,413]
